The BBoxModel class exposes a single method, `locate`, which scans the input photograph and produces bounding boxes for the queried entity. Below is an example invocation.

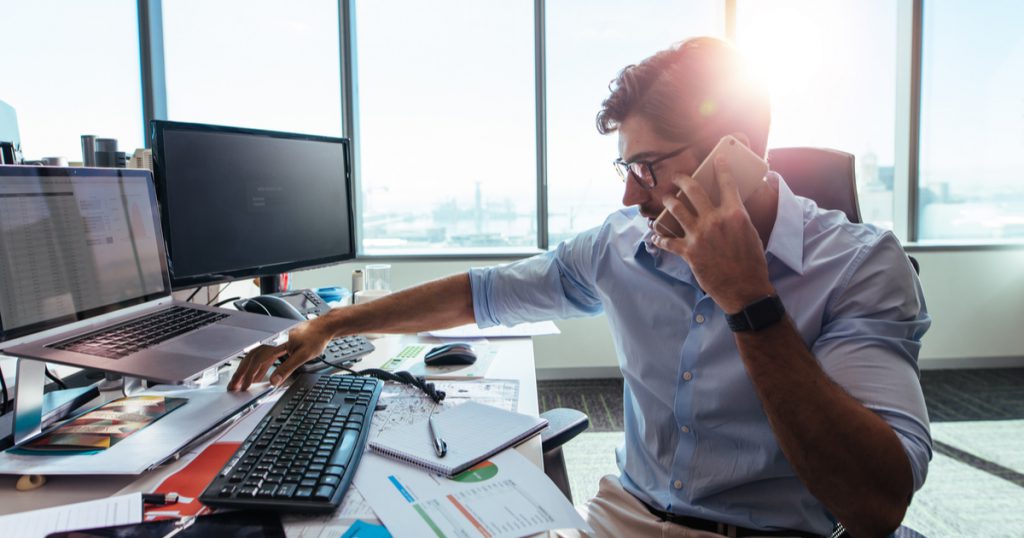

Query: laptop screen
[0,167,170,342]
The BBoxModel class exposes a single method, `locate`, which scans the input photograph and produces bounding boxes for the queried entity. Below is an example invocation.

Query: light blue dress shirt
[469,174,932,534]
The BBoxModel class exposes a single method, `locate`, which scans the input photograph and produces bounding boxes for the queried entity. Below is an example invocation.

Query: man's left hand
[652,155,774,313]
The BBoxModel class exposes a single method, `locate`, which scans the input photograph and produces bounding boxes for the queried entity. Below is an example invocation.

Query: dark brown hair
[596,37,771,157]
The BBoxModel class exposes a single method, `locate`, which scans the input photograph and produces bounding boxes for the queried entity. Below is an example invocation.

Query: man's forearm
[735,318,913,538]
[316,273,476,337]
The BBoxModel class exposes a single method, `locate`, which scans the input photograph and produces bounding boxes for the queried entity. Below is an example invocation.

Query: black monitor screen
[151,121,355,289]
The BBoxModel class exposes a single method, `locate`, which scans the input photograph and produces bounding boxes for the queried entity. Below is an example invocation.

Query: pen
[428,415,447,458]
[143,492,180,505]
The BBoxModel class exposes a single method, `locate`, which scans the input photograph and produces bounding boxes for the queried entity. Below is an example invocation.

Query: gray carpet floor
[538,368,1024,537]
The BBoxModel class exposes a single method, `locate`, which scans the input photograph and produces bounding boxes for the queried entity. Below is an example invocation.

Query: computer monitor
[150,121,356,290]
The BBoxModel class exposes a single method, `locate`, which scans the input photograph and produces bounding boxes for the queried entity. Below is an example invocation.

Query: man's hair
[596,37,771,157]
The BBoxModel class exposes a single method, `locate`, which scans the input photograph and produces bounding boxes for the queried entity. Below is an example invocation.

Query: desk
[0,334,543,524]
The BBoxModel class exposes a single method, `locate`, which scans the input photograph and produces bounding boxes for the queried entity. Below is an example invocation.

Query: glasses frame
[614,144,693,190]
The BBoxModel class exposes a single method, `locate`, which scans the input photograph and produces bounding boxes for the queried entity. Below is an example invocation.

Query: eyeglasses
[613,144,692,190]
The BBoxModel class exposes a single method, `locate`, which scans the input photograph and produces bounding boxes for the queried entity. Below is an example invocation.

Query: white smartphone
[652,135,769,238]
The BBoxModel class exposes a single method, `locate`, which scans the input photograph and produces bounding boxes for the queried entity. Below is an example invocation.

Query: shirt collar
[763,171,806,275]
[633,218,699,284]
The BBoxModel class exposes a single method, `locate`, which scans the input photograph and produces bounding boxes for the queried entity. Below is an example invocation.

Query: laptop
[0,166,297,384]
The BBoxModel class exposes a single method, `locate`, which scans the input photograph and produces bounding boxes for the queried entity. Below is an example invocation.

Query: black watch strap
[725,295,785,332]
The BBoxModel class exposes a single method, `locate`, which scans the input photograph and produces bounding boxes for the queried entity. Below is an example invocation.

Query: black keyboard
[50,306,227,359]
[200,372,382,512]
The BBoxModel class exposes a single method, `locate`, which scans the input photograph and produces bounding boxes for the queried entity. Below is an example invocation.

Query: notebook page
[369,401,547,475]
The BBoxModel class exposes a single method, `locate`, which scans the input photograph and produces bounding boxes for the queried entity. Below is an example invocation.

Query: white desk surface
[0,333,541,517]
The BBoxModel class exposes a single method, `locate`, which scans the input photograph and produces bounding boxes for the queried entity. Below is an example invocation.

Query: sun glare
[734,1,837,126]
[731,0,895,164]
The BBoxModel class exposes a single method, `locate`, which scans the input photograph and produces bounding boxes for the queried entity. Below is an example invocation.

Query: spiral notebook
[368,401,548,477]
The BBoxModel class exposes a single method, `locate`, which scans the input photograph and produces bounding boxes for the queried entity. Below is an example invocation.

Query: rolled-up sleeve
[470,228,604,328]
[813,232,933,491]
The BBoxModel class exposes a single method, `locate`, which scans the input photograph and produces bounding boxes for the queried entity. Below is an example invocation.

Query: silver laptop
[0,166,297,384]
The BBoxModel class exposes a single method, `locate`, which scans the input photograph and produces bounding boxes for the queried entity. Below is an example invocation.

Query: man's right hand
[228,319,335,391]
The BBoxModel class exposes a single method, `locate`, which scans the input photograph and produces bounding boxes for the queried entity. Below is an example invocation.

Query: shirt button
[682,371,693,381]
[695,314,705,324]
[674,480,684,489]
[681,425,690,433]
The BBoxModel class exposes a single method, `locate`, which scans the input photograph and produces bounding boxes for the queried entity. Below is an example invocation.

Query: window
[918,1,1024,242]
[545,1,724,245]
[354,0,537,254]
[9,2,1015,253]
[735,0,898,230]
[162,0,341,136]
[0,1,143,162]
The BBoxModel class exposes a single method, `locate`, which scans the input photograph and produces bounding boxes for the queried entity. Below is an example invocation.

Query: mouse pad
[405,345,497,380]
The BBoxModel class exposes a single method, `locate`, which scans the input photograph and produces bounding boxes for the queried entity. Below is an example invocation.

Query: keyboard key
[238,486,258,498]
[276,483,297,499]
[313,485,335,501]
[329,430,360,468]
[258,485,279,498]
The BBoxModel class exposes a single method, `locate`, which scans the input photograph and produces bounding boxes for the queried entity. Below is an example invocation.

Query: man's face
[617,115,702,222]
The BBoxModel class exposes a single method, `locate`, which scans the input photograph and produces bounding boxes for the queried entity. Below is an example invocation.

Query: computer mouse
[424,342,477,366]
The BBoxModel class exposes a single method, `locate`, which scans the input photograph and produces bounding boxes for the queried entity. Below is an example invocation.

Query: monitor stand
[11,359,45,445]
[260,274,285,295]
[9,359,129,445]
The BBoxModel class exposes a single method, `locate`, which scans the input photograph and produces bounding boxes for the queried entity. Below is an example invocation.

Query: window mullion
[535,0,549,250]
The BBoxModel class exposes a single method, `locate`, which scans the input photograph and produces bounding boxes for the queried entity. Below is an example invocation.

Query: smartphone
[652,135,769,238]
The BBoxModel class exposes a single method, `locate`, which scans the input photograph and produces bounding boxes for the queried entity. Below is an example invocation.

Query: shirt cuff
[869,405,933,492]
[468,266,500,328]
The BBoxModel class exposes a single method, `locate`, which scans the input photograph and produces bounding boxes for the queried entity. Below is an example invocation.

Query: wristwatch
[725,294,785,332]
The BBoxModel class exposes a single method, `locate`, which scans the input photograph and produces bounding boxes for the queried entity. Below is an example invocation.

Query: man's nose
[622,176,649,207]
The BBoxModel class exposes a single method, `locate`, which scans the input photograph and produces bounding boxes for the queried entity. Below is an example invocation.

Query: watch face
[727,295,785,331]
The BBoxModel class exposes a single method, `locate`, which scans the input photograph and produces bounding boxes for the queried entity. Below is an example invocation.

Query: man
[231,37,931,538]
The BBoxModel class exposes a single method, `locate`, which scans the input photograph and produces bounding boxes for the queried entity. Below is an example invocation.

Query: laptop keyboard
[200,372,382,512]
[50,305,227,359]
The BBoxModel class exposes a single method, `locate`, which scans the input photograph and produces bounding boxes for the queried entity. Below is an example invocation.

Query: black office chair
[767,147,919,274]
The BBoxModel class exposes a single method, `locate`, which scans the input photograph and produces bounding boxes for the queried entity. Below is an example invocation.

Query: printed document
[0,492,142,538]
[355,449,590,537]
